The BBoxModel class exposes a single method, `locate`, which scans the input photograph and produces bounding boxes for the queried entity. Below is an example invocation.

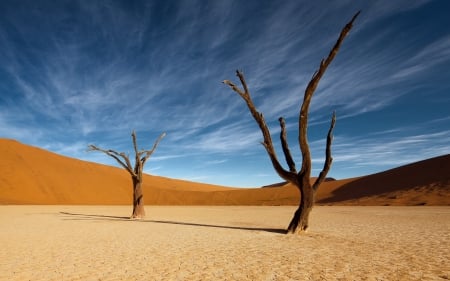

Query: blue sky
[1,0,449,187]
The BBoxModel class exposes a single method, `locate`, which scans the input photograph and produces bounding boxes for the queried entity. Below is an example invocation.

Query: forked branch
[279,117,297,173]
[312,111,336,190]
[88,132,166,177]
[298,10,360,178]
[223,73,295,183]
[87,145,135,176]
[141,132,166,165]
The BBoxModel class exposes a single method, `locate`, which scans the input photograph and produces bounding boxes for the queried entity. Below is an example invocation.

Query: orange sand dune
[0,138,449,205]
[0,139,233,205]
[317,154,450,205]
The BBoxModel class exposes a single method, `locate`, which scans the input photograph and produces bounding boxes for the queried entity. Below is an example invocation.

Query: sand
[1,205,449,281]
[1,139,449,206]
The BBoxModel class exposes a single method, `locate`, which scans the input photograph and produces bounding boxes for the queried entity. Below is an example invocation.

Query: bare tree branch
[278,117,297,173]
[313,111,336,190]
[87,145,136,176]
[298,10,360,178]
[222,80,245,97]
[223,72,296,183]
[131,131,139,156]
[131,130,140,167]
[119,152,135,175]
[141,132,166,165]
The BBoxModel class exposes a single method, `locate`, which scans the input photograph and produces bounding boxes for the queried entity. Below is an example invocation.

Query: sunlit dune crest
[0,138,449,206]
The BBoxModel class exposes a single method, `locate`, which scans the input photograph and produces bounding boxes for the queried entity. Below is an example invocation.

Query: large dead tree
[88,131,165,219]
[224,12,359,234]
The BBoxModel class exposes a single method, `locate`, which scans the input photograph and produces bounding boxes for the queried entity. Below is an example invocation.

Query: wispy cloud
[328,129,450,177]
[184,121,264,153]
[392,35,450,79]
[205,159,228,165]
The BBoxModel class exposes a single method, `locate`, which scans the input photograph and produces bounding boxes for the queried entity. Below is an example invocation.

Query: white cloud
[331,130,450,169]
[392,36,450,79]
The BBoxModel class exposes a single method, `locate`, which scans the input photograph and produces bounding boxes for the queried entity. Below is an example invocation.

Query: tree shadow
[59,212,287,234]
[60,212,130,220]
[148,219,287,234]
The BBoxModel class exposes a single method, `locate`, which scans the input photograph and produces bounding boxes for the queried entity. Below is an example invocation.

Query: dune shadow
[59,212,287,234]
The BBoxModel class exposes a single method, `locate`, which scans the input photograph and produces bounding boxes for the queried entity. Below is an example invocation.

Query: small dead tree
[223,12,359,234]
[88,131,165,219]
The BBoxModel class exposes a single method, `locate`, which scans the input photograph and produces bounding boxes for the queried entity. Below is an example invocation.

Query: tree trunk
[287,183,315,234]
[131,176,145,219]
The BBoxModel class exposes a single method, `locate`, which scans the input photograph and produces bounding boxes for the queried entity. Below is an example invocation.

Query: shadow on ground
[59,212,287,234]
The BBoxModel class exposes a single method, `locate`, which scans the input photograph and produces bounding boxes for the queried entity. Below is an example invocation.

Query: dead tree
[223,12,359,234]
[88,131,165,219]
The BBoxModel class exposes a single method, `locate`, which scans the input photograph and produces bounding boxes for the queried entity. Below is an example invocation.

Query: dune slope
[318,154,450,205]
[0,139,448,205]
[0,139,233,205]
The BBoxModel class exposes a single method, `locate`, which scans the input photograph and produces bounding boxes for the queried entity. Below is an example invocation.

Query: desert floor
[0,206,449,281]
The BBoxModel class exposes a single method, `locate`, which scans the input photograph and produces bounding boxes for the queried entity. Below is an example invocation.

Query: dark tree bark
[223,12,359,234]
[131,176,145,218]
[88,131,165,219]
